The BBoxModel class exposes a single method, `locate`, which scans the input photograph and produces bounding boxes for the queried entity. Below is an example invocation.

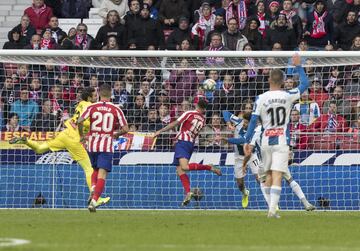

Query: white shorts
[261,145,290,173]
[234,154,261,179]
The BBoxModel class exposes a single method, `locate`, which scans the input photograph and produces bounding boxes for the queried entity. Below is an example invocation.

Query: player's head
[196,98,208,112]
[242,112,252,129]
[81,87,97,103]
[99,83,112,99]
[269,69,285,89]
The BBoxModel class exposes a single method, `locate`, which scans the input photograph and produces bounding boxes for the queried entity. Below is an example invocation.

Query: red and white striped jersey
[175,110,205,143]
[81,100,127,152]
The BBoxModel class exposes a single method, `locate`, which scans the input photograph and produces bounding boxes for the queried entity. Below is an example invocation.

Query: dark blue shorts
[88,152,113,172]
[173,140,194,166]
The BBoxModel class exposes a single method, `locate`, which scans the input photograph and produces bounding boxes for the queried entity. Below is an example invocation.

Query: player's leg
[234,158,249,208]
[88,152,112,212]
[284,172,315,211]
[177,158,193,206]
[268,146,289,218]
[261,147,272,208]
[187,163,222,176]
[10,136,51,154]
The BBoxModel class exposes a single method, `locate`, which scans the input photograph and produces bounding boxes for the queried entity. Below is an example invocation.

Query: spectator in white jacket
[99,0,129,23]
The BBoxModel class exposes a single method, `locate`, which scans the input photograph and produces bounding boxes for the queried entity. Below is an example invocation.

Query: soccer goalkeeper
[9,87,110,206]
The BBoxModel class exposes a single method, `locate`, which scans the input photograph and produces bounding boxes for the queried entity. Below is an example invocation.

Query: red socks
[188,163,211,171]
[179,174,191,193]
[91,169,98,188]
[93,178,105,201]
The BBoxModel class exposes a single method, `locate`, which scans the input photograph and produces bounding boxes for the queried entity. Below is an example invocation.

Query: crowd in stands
[0,0,360,150]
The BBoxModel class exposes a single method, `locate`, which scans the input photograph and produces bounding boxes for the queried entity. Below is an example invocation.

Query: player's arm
[242,144,253,174]
[154,120,179,137]
[77,106,91,140]
[222,110,242,130]
[293,54,309,94]
[114,124,129,138]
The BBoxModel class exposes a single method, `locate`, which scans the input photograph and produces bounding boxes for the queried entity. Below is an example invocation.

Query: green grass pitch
[1,210,360,251]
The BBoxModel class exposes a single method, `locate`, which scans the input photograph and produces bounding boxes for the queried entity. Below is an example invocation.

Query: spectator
[177,38,194,50]
[0,77,17,123]
[128,4,165,50]
[68,27,77,37]
[123,69,137,94]
[289,109,310,149]
[9,15,36,46]
[95,10,126,49]
[102,36,120,50]
[31,99,59,131]
[44,16,67,45]
[254,1,270,36]
[170,99,192,122]
[221,17,248,50]
[158,0,189,30]
[49,85,68,115]
[293,90,321,126]
[127,94,148,124]
[142,108,163,131]
[143,0,158,20]
[213,73,239,113]
[24,0,53,34]
[243,16,263,50]
[168,59,196,104]
[333,0,360,24]
[345,69,360,97]
[191,2,216,50]
[68,23,97,50]
[143,69,160,90]
[4,113,20,132]
[304,0,334,49]
[268,1,280,24]
[204,33,230,65]
[238,70,256,102]
[29,78,43,103]
[158,103,171,125]
[199,113,228,149]
[309,75,329,110]
[323,66,345,93]
[41,60,59,92]
[347,114,360,139]
[99,0,129,23]
[225,0,248,30]
[351,35,360,50]
[124,0,141,38]
[334,10,360,50]
[137,80,156,108]
[112,80,131,109]
[265,13,297,50]
[16,64,31,86]
[166,16,192,50]
[40,28,58,49]
[205,12,227,46]
[311,101,348,132]
[23,34,41,49]
[3,28,25,49]
[280,0,303,43]
[322,86,353,121]
[10,88,39,130]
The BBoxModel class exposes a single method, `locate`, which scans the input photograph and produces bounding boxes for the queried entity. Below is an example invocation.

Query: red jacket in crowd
[289,122,310,149]
[24,4,53,34]
[310,114,348,132]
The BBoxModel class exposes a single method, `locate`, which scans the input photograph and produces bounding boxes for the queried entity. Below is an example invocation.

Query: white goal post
[0,50,359,210]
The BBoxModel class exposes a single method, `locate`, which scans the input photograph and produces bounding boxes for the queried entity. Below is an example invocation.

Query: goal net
[0,50,359,210]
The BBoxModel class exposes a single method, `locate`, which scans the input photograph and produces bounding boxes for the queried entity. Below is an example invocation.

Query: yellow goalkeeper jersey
[64,100,91,137]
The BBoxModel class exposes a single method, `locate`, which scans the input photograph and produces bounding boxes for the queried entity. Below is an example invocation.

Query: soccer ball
[202,79,216,92]
[192,187,204,201]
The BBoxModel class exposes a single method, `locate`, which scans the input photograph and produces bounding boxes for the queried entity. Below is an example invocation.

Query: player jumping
[78,83,129,212]
[240,54,309,218]
[222,111,268,208]
[243,125,315,211]
[9,87,110,206]
[154,99,222,206]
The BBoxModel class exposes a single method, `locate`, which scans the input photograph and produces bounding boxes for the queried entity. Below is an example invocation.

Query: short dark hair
[242,112,252,121]
[269,69,285,85]
[81,87,95,101]
[99,83,111,98]
[196,99,208,110]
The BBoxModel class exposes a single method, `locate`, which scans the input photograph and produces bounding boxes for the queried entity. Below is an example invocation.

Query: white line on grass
[0,238,30,248]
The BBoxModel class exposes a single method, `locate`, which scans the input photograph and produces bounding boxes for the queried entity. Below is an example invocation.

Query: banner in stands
[0,131,156,151]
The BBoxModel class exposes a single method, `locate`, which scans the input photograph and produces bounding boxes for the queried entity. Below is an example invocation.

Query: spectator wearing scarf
[192,2,216,50]
[24,0,53,34]
[226,0,248,30]
[311,101,348,132]
[69,23,96,50]
[304,0,333,49]
[280,0,303,43]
